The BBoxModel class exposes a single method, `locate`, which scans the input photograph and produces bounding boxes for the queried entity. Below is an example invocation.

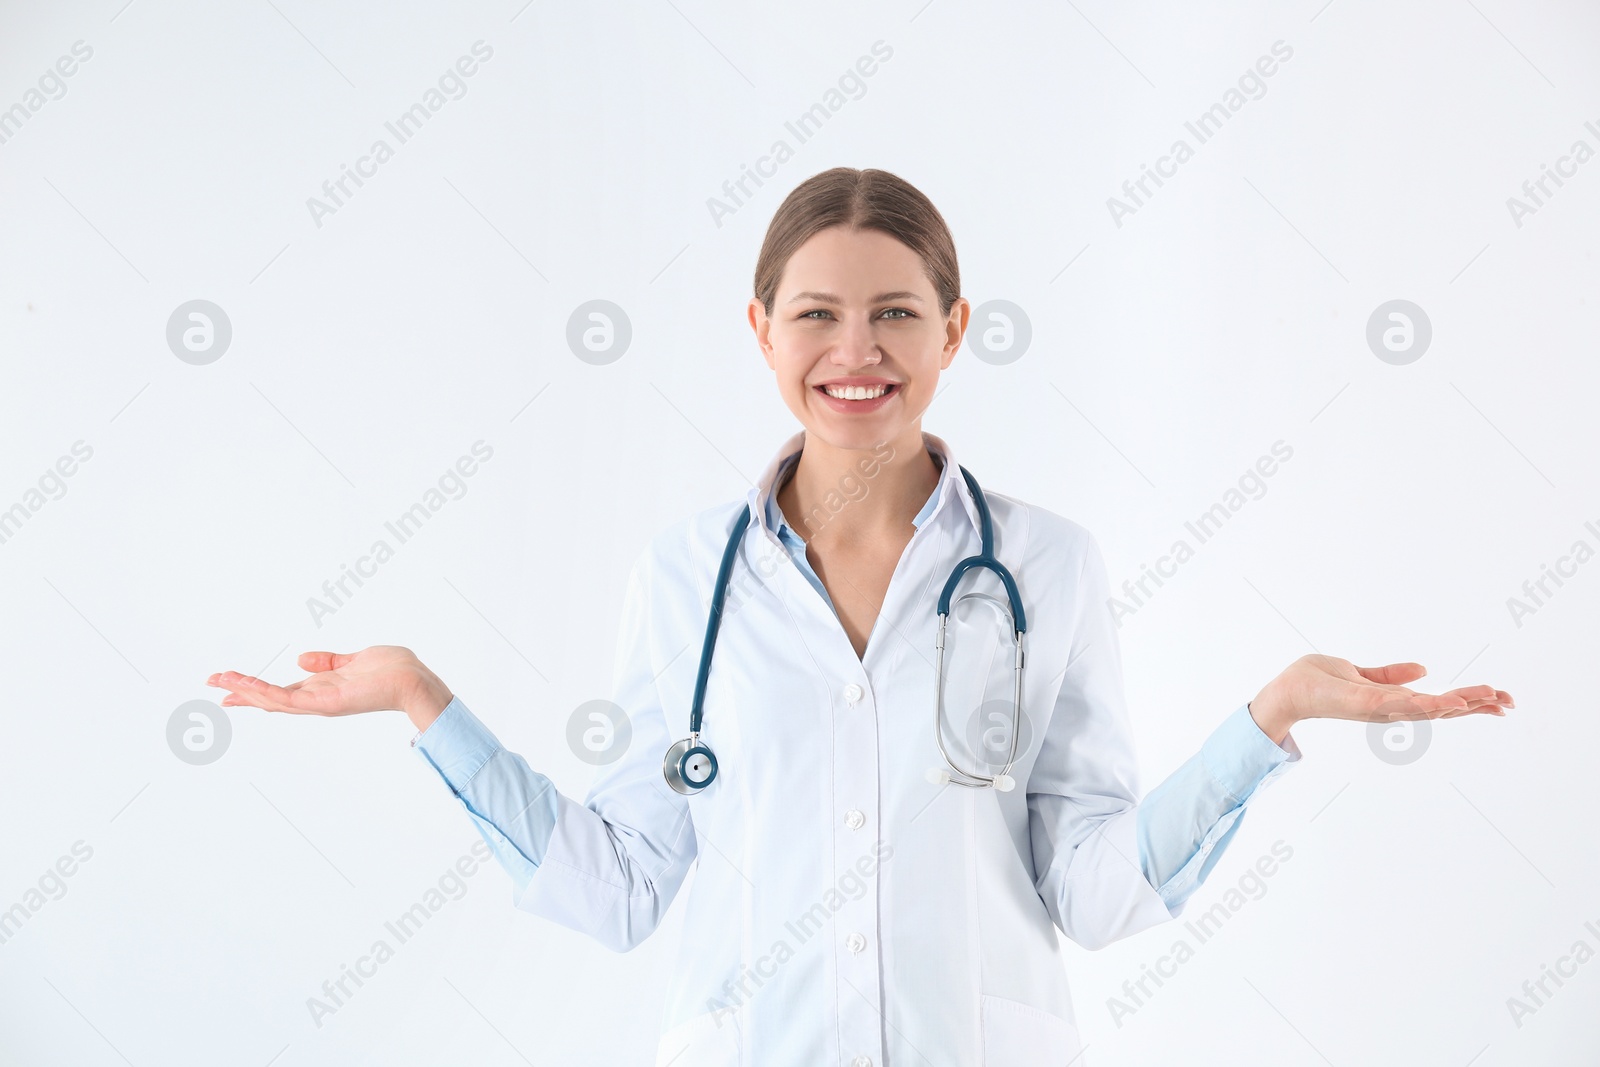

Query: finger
[298,651,353,673]
[208,671,250,694]
[1392,699,1507,720]
[209,681,288,713]
[1433,700,1504,716]
[1356,662,1427,686]
[1388,706,1461,721]
[1458,691,1514,712]
[212,688,278,712]
[219,693,280,710]
[214,682,280,711]
[1439,702,1507,718]
[234,690,306,713]
[209,672,314,713]
[1381,693,1468,719]
[208,671,268,692]
[216,675,305,700]
[1437,684,1499,705]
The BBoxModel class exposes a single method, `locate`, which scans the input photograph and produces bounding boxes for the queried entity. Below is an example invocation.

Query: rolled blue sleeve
[1136,702,1301,913]
[411,694,559,900]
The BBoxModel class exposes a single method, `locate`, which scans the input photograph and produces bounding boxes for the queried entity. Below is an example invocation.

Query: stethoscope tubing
[666,463,1028,794]
[687,504,752,738]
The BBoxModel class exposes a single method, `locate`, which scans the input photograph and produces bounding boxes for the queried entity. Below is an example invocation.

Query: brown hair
[752,168,960,318]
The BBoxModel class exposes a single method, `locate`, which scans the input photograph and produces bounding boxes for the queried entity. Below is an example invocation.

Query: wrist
[402,665,453,733]
[1248,689,1298,746]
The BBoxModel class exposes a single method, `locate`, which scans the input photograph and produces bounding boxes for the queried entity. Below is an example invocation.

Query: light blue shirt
[412,449,1300,918]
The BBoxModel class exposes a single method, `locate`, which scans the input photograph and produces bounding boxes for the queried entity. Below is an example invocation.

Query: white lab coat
[515,430,1176,1066]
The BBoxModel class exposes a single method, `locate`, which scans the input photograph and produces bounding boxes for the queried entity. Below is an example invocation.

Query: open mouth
[814,382,899,402]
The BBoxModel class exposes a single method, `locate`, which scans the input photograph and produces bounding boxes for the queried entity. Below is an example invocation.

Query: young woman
[208,168,1511,1066]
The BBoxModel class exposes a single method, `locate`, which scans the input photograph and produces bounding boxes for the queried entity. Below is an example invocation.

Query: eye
[796,307,916,321]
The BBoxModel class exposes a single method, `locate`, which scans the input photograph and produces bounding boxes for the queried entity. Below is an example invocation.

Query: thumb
[1355,661,1427,686]
[297,650,354,673]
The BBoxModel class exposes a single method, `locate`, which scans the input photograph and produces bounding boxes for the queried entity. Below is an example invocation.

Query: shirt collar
[746,430,985,545]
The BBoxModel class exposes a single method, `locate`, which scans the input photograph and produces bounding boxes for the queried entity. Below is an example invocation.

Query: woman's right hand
[206,645,453,732]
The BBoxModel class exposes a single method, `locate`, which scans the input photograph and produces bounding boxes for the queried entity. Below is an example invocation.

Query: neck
[777,424,942,546]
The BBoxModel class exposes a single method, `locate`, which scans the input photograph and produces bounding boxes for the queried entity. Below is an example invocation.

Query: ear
[942,296,970,366]
[749,298,776,369]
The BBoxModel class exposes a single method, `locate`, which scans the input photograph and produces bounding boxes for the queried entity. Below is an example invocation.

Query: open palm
[206,645,422,716]
[1260,654,1511,726]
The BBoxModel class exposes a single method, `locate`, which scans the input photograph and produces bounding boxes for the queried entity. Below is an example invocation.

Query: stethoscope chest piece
[664,736,718,794]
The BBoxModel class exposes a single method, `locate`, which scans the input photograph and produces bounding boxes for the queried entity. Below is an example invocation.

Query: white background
[2,0,1597,1064]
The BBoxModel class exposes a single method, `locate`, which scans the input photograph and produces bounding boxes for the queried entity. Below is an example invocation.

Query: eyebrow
[786,290,925,305]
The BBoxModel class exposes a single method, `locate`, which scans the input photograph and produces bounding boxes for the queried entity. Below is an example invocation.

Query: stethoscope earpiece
[925,767,1015,791]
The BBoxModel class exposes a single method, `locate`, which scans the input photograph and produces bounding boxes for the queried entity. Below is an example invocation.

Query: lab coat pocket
[980,993,1081,1066]
[654,1008,741,1066]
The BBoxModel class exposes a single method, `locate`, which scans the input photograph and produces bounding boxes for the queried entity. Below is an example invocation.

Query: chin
[804,419,901,451]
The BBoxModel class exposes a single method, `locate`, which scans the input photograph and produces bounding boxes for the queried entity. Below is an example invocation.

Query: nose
[830,315,880,366]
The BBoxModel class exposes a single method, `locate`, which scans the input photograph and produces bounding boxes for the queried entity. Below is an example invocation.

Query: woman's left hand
[1249,654,1513,745]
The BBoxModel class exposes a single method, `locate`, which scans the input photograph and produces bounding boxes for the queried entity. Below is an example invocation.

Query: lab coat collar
[745,429,985,545]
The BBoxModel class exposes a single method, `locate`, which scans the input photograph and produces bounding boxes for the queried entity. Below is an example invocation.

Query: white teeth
[823,384,890,400]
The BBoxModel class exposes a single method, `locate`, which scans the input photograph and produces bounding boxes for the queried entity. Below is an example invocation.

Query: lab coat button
[845,809,865,830]
[846,932,866,954]
[843,683,864,704]
[852,1058,873,1067]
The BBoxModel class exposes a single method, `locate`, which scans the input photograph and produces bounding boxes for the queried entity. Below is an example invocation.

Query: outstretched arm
[1135,654,1512,912]
[207,543,699,954]
[1027,531,1513,946]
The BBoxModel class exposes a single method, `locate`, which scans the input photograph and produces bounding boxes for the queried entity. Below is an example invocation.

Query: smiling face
[750,225,969,452]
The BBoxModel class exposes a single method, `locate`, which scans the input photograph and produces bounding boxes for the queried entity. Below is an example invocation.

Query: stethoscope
[663,464,1028,795]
